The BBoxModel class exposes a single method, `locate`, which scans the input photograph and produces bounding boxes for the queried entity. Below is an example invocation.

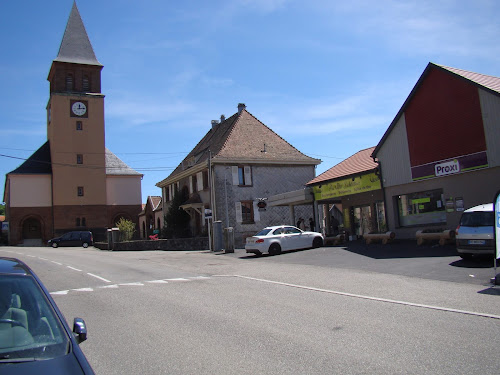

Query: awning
[268,187,314,207]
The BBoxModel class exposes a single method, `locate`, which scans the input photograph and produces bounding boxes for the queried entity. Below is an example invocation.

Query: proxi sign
[435,159,460,177]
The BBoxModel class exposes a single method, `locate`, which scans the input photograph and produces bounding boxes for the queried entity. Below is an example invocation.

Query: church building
[3,2,142,245]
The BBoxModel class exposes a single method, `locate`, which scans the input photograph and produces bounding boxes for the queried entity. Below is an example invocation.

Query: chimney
[211,120,219,129]
[220,114,226,122]
[237,103,246,113]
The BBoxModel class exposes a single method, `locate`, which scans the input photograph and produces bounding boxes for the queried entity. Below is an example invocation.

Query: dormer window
[66,74,74,91]
[82,75,90,91]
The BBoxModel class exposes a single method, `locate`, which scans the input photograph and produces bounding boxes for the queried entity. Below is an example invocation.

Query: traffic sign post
[493,191,500,285]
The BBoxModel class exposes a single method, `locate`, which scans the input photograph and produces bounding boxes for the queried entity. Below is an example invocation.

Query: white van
[455,203,494,259]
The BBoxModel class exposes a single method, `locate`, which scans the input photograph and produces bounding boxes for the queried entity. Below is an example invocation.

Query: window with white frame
[232,166,252,186]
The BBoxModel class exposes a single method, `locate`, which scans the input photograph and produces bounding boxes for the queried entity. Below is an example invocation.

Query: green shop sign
[313,173,381,201]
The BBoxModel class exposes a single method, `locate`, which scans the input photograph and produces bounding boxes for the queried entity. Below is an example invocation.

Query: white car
[456,203,495,259]
[245,225,324,256]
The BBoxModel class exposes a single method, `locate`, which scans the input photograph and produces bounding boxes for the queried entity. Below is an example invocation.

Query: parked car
[245,225,324,256]
[456,203,495,259]
[0,257,94,374]
[48,231,93,248]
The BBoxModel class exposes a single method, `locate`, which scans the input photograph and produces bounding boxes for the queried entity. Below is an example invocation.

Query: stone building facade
[157,104,320,248]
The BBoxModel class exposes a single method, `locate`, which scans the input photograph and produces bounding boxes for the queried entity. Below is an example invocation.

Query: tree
[0,204,5,216]
[116,218,135,242]
[162,189,190,239]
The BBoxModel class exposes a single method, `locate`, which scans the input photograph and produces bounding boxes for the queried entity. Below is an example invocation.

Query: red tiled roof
[307,147,377,185]
[159,106,320,185]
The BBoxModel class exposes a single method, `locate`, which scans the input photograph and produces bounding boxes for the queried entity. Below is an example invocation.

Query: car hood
[0,353,92,375]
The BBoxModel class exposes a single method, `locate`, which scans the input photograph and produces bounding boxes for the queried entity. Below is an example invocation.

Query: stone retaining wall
[95,237,209,251]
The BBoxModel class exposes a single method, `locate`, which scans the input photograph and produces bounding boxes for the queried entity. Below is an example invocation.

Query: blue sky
[1,0,500,203]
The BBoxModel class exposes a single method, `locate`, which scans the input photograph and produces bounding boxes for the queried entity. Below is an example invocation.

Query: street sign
[205,209,212,220]
[495,191,500,259]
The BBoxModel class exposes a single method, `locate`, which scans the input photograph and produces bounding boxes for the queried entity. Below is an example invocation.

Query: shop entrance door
[354,205,372,236]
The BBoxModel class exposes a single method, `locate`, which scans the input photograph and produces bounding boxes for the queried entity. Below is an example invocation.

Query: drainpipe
[373,158,390,231]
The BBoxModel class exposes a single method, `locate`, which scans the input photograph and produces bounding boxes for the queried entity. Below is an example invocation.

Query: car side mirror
[73,317,88,344]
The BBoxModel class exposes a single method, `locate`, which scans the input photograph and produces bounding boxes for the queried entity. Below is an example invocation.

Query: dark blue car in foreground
[0,257,94,374]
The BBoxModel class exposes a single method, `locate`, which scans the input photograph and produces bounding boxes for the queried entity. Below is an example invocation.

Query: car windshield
[255,228,273,236]
[460,211,494,227]
[0,275,70,362]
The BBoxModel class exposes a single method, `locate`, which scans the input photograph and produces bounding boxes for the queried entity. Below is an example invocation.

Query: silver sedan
[245,225,324,256]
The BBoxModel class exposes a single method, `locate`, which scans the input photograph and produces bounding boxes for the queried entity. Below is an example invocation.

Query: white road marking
[67,266,82,272]
[51,261,63,265]
[87,273,111,283]
[73,288,94,292]
[51,290,69,295]
[230,275,500,321]
[50,276,210,296]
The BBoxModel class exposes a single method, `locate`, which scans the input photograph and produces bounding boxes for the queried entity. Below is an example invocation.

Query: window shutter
[232,166,239,185]
[244,166,252,185]
[197,172,203,191]
[188,176,193,194]
[235,202,243,223]
[253,201,260,222]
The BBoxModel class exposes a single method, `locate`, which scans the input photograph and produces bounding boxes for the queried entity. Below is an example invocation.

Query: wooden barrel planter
[324,234,345,246]
[363,231,396,245]
[415,229,456,246]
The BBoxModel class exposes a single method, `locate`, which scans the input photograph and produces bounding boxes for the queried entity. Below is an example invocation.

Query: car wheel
[312,237,323,248]
[268,243,281,256]
[459,254,473,259]
[82,242,89,248]
[52,242,58,248]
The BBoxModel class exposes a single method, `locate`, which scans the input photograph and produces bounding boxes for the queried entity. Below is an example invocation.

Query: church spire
[54,1,101,66]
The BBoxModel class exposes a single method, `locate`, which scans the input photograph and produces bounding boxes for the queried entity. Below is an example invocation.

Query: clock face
[72,101,87,116]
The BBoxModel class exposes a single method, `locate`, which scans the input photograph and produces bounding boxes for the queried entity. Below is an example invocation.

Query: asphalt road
[1,244,499,375]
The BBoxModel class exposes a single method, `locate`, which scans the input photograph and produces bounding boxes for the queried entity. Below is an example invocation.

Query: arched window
[66,74,74,91]
[82,75,90,92]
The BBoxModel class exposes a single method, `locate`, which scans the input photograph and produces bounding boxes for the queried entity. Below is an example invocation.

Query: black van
[48,231,93,248]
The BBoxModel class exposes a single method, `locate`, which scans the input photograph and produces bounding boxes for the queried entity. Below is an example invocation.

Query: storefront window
[375,201,387,232]
[354,206,372,236]
[396,189,446,227]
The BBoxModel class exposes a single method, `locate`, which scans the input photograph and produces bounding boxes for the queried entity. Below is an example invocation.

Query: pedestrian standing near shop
[309,218,315,232]
[298,218,306,230]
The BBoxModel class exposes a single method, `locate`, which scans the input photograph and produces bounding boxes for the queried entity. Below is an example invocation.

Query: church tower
[4,2,142,245]
[46,1,108,231]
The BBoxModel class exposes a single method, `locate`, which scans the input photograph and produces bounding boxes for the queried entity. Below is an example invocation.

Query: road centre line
[67,266,82,272]
[227,275,500,321]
